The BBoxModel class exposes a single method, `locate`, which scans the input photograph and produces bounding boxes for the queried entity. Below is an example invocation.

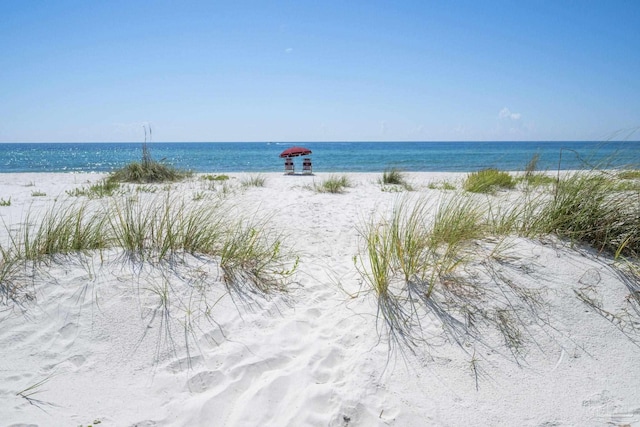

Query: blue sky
[1,1,639,142]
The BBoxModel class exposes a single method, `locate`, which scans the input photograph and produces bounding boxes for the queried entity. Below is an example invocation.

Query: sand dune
[1,172,639,426]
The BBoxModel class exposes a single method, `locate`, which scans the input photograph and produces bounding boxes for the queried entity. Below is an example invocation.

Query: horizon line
[2,139,639,144]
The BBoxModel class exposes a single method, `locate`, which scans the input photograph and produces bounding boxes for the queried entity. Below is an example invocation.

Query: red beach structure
[279,146,313,174]
[279,146,312,158]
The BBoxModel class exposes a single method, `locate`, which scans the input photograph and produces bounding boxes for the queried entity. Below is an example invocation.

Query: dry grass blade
[16,372,57,409]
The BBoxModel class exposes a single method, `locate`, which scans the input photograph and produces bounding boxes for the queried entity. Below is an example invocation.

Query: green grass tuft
[67,180,121,198]
[241,175,266,188]
[379,168,413,191]
[355,195,489,350]
[427,181,456,191]
[464,169,515,193]
[430,194,486,248]
[381,168,406,185]
[313,175,352,194]
[518,153,556,187]
[1,191,295,300]
[0,247,25,302]
[538,172,639,257]
[108,161,191,184]
[219,219,296,293]
[618,170,640,180]
[201,174,230,181]
[518,174,556,187]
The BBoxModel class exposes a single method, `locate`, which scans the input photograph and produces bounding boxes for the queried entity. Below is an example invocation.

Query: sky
[1,0,639,142]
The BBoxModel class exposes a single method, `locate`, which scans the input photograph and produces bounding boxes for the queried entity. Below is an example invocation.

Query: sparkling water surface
[0,141,638,173]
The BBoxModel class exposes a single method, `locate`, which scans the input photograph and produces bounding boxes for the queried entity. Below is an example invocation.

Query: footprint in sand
[311,346,344,384]
[306,307,322,319]
[59,322,77,338]
[55,322,79,351]
[198,328,225,349]
[67,354,86,367]
[166,355,203,373]
[186,370,226,393]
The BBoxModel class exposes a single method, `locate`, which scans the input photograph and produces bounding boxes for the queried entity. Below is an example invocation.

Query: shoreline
[0,164,633,175]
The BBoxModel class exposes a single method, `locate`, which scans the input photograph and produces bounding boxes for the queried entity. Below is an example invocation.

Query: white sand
[0,172,639,426]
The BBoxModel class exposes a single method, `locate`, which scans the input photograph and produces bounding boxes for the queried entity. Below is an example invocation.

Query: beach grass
[108,130,192,184]
[430,194,485,248]
[380,168,413,191]
[201,174,230,181]
[427,181,456,191]
[357,196,531,356]
[106,193,230,260]
[1,191,296,301]
[0,197,10,206]
[0,200,109,299]
[356,195,487,349]
[537,171,639,257]
[200,175,236,194]
[486,192,546,237]
[312,175,352,193]
[220,218,296,293]
[356,214,414,349]
[241,174,267,188]
[388,197,430,285]
[3,168,638,358]
[15,372,56,408]
[464,169,516,193]
[108,160,192,184]
[524,153,541,177]
[357,165,640,354]
[35,202,109,257]
[486,169,639,256]
[515,153,556,187]
[357,194,487,298]
[0,247,24,302]
[192,191,207,201]
[380,168,405,185]
[357,220,393,297]
[67,180,121,198]
[10,201,108,262]
[518,174,556,187]
[618,170,640,180]
[0,188,297,364]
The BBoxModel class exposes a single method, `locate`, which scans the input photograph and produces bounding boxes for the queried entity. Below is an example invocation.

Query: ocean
[0,141,638,173]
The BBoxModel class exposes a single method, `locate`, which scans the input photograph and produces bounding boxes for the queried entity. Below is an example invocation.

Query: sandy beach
[1,171,639,427]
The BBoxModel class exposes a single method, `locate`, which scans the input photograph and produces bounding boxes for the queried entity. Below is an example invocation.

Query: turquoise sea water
[0,141,638,173]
